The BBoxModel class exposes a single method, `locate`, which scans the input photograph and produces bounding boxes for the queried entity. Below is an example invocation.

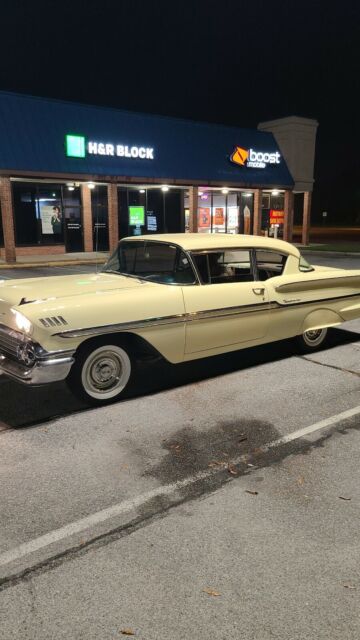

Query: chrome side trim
[53,313,188,339]
[54,303,272,339]
[275,275,360,293]
[53,291,360,341]
[272,292,360,308]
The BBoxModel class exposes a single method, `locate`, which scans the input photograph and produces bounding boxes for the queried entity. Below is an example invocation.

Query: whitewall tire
[67,340,134,405]
[296,328,328,353]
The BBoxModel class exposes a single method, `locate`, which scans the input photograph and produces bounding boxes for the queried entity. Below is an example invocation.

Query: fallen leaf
[228,464,239,476]
[338,496,351,501]
[247,463,255,467]
[245,490,258,496]
[120,629,136,636]
[297,476,305,486]
[203,588,221,597]
[238,436,248,443]
[120,463,129,470]
[208,460,226,468]
[40,428,48,433]
[343,583,356,590]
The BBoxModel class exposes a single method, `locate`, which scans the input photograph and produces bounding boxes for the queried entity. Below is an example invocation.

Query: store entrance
[64,209,83,252]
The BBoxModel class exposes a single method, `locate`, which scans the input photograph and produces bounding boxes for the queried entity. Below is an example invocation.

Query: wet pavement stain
[144,418,280,486]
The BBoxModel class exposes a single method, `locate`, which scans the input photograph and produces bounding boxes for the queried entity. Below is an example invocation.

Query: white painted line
[1,404,360,570]
[263,405,360,450]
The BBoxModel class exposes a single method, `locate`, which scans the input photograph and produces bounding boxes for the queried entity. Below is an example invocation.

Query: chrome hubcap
[303,328,327,346]
[81,345,131,399]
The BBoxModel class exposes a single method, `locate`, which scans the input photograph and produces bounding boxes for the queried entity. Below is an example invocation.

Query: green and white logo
[65,133,155,160]
[65,134,86,158]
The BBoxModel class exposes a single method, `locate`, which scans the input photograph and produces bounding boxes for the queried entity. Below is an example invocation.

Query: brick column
[253,189,262,236]
[81,184,93,252]
[302,191,311,246]
[107,183,119,251]
[283,190,294,243]
[0,177,16,263]
[188,186,198,233]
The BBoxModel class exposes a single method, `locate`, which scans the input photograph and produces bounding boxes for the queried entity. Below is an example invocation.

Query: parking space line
[1,404,360,571]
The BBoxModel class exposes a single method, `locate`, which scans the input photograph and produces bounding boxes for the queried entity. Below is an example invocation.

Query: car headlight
[11,309,33,335]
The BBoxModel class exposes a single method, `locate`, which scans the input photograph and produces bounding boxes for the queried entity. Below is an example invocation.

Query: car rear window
[192,250,254,284]
[255,250,287,280]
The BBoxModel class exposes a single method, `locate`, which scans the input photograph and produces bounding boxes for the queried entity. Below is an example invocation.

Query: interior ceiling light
[139,189,146,193]
[88,182,95,189]
[161,185,169,192]
[221,188,229,194]
[244,192,252,197]
[198,191,204,196]
[272,189,280,195]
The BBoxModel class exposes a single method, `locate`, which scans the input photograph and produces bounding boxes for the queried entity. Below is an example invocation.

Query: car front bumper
[0,353,75,385]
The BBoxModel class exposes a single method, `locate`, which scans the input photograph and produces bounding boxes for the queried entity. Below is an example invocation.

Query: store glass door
[62,186,83,252]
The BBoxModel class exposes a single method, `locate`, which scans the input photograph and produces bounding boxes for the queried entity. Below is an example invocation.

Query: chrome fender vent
[39,316,68,328]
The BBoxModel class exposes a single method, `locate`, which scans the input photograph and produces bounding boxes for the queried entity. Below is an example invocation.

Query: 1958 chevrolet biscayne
[0,234,359,405]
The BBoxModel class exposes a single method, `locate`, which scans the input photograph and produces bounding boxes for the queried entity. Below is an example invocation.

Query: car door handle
[252,287,265,295]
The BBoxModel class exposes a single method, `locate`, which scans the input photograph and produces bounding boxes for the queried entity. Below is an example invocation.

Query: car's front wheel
[67,339,134,405]
[295,327,328,353]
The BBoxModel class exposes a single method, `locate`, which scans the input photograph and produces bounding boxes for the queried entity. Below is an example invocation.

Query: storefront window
[262,192,285,237]
[118,187,184,237]
[184,190,252,235]
[12,182,83,250]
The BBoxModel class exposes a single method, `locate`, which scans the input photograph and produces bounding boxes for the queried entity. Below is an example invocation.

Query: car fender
[301,308,343,333]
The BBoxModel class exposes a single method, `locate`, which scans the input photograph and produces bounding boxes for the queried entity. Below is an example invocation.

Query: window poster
[228,206,239,228]
[214,207,224,225]
[39,204,62,234]
[198,207,211,228]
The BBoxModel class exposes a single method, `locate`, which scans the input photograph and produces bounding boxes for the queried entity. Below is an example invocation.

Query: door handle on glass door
[252,287,265,295]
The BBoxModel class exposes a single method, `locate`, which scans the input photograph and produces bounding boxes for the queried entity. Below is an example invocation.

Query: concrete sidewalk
[0,251,109,269]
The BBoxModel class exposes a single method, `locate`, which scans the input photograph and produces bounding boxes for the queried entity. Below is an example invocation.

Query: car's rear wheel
[295,327,328,353]
[67,339,134,405]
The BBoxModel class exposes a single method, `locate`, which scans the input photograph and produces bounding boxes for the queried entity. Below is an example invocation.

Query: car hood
[0,272,147,307]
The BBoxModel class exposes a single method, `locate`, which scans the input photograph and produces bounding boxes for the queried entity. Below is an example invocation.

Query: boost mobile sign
[65,134,155,160]
[230,145,281,169]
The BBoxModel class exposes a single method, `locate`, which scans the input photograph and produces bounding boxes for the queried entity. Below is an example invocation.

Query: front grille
[0,324,27,361]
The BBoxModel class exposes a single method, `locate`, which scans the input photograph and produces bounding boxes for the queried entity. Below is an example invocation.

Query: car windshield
[102,241,197,285]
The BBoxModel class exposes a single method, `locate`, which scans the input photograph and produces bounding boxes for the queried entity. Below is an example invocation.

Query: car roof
[121,233,300,257]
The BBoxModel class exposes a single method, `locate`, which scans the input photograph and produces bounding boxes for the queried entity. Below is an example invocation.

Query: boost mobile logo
[230,146,281,169]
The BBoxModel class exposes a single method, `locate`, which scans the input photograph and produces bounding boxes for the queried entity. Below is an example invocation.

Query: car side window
[192,250,254,284]
[255,250,287,280]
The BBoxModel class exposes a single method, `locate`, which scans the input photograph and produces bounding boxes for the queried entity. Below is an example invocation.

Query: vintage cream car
[0,234,360,405]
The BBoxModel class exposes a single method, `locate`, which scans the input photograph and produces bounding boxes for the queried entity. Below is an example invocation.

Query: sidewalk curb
[0,260,107,269]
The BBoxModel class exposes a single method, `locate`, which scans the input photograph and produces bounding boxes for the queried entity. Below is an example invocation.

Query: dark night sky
[1,0,360,221]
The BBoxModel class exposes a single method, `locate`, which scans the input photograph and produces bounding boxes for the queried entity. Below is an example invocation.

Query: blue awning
[0,91,294,188]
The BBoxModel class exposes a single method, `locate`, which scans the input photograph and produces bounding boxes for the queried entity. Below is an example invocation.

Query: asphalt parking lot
[0,253,360,639]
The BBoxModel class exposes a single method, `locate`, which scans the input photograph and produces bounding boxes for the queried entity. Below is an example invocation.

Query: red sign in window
[270,209,284,224]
